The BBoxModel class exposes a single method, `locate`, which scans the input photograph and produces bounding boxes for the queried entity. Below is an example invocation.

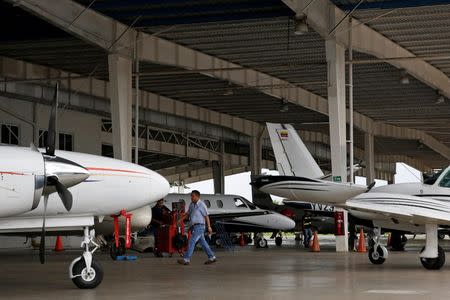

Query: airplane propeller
[39,82,79,264]
[47,176,73,211]
[39,196,48,264]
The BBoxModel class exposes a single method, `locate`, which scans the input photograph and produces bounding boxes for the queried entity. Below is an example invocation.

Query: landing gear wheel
[420,246,445,270]
[369,246,387,265]
[71,259,103,289]
[110,237,126,260]
[256,238,268,248]
[390,232,407,251]
[215,238,223,247]
[275,236,283,247]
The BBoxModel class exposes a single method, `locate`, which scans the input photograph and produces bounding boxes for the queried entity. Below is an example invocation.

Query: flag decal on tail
[267,123,324,179]
[279,130,289,139]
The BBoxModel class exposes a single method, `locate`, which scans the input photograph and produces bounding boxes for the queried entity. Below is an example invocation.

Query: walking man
[178,190,217,265]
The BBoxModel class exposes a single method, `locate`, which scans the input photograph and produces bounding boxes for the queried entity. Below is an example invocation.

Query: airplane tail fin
[266,123,324,179]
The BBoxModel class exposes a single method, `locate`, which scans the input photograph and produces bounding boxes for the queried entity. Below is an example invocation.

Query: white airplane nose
[277,214,296,231]
[152,172,170,200]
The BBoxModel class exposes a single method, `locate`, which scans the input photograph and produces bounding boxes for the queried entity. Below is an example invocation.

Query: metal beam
[282,0,450,99]
[8,0,450,160]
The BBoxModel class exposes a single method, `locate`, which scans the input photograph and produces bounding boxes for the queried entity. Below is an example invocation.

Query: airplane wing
[346,192,450,226]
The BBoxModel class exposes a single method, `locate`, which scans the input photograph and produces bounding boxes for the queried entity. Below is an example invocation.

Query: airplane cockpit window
[234,198,247,208]
[241,198,257,210]
[204,199,211,208]
[424,170,443,185]
[216,200,224,208]
[439,170,450,188]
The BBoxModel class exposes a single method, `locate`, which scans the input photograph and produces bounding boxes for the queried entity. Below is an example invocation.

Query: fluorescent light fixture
[280,100,289,113]
[294,15,308,35]
[400,70,409,84]
[436,93,445,104]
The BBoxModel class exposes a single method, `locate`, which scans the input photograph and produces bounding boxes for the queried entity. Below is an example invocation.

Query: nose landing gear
[368,227,388,265]
[70,227,104,289]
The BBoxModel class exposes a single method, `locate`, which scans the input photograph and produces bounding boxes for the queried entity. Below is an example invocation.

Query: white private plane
[251,123,450,270]
[164,193,295,248]
[0,84,170,288]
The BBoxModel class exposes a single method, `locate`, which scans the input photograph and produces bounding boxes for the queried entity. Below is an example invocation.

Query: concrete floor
[2,237,450,300]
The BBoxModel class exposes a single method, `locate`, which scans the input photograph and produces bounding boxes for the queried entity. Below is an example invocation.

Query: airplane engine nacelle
[0,147,45,217]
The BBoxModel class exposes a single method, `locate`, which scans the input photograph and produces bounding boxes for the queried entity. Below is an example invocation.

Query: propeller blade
[46,83,59,156]
[39,196,48,264]
[365,181,376,193]
[54,180,73,211]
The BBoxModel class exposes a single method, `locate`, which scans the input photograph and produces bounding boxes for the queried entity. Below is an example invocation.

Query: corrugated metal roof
[1,1,449,167]
[144,14,450,150]
[74,0,294,26]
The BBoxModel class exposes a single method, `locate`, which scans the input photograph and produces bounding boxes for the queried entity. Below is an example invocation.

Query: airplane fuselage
[252,175,367,205]
[0,146,170,233]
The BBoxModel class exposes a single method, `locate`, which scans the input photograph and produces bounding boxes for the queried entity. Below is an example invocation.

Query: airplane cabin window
[241,198,257,210]
[234,198,247,208]
[204,199,211,208]
[216,200,224,208]
[439,170,450,188]
[424,169,443,185]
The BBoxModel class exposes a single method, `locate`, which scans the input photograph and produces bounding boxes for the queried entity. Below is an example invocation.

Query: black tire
[71,259,103,289]
[172,233,188,250]
[153,249,163,257]
[215,238,223,247]
[390,232,407,251]
[275,236,283,247]
[118,237,126,254]
[420,246,446,270]
[368,246,386,265]
[110,238,126,260]
[438,231,446,240]
[256,238,268,248]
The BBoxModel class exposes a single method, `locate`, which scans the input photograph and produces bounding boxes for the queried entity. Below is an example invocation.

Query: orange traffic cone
[239,233,245,247]
[310,231,320,252]
[357,228,367,252]
[54,236,64,252]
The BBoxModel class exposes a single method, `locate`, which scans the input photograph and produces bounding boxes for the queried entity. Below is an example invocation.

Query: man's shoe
[204,258,217,265]
[177,259,189,265]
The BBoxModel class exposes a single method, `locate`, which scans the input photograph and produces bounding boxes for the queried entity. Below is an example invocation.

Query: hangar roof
[1,0,449,169]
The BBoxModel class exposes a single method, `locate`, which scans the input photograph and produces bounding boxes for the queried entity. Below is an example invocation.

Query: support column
[326,37,348,252]
[250,135,262,176]
[212,161,224,194]
[108,54,132,162]
[212,140,225,194]
[364,132,375,185]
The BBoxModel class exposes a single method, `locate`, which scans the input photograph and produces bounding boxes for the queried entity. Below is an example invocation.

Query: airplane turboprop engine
[0,147,45,217]
[0,172,43,217]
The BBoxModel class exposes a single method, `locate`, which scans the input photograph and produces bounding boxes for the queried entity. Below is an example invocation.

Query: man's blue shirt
[188,200,208,225]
